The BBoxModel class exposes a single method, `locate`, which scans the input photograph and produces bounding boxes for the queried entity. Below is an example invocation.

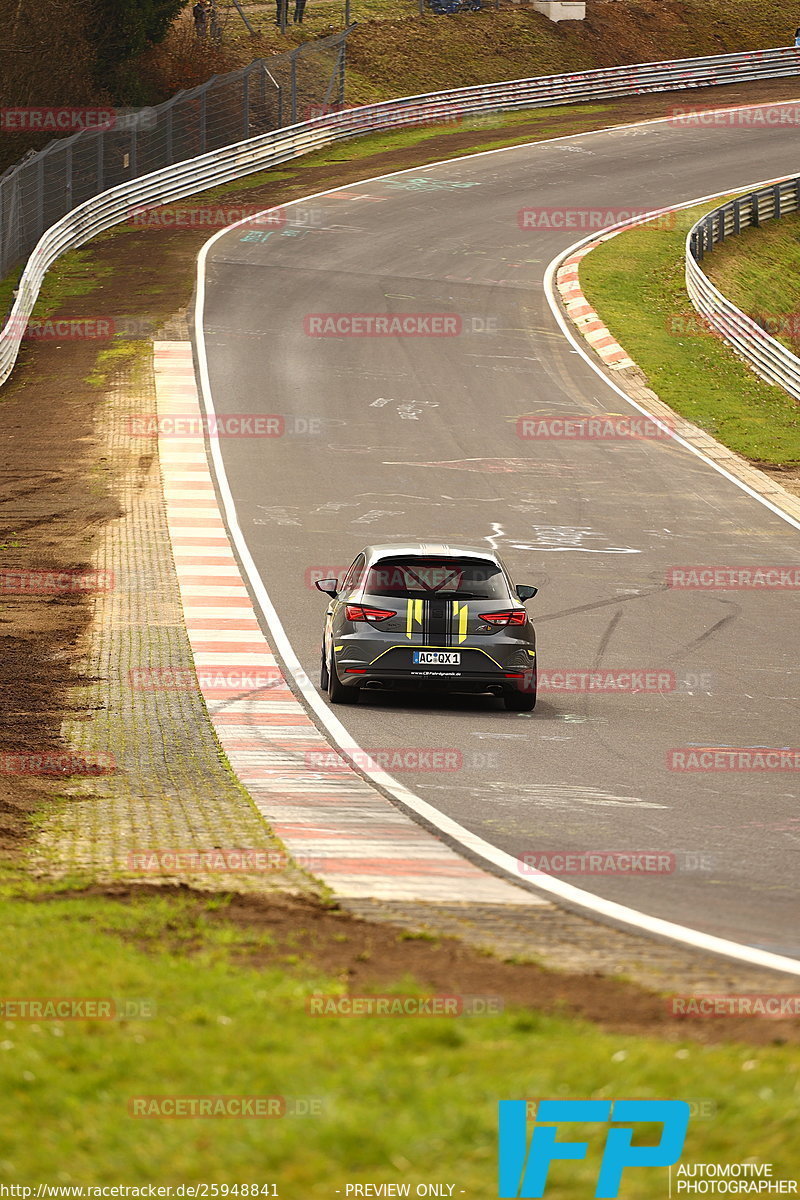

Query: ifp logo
[498,1099,690,1197]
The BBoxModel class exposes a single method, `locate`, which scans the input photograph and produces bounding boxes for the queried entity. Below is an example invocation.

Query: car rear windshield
[363,557,509,600]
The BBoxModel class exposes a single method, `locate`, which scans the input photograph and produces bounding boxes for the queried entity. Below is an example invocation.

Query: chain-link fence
[0,29,349,281]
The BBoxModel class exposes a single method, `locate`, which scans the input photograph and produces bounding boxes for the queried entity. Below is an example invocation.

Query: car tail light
[479,609,527,626]
[344,605,396,623]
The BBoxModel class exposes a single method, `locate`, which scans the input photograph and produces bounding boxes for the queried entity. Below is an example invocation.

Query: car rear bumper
[337,665,536,695]
[331,638,535,692]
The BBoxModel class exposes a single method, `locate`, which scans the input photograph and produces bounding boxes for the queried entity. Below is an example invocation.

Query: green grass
[207,0,800,107]
[0,886,798,1191]
[157,101,613,210]
[702,211,800,357]
[579,202,800,465]
[26,246,116,316]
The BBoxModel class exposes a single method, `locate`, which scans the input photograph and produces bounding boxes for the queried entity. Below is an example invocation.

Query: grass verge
[579,202,800,465]
[0,884,799,1191]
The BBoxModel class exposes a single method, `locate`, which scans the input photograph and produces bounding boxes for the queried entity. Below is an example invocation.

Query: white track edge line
[542,184,800,532]
[193,103,800,977]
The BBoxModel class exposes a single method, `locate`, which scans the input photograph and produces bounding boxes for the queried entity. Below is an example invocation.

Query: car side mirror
[516,584,538,601]
[315,578,338,598]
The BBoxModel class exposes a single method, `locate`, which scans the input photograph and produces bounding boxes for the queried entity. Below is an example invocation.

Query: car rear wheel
[328,652,360,705]
[504,672,536,712]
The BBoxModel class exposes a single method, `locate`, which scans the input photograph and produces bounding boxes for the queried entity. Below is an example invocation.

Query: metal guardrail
[0,30,350,282]
[686,175,800,402]
[3,44,800,388]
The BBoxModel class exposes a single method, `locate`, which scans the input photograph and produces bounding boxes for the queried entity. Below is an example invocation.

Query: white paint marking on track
[193,102,800,975]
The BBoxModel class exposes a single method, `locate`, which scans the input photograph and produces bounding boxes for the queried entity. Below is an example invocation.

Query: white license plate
[413,651,461,666]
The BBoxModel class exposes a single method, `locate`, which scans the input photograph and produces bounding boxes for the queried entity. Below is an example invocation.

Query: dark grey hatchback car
[315,542,538,710]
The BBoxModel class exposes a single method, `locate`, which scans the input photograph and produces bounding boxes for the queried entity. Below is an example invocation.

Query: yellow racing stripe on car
[405,598,423,639]
[451,601,469,644]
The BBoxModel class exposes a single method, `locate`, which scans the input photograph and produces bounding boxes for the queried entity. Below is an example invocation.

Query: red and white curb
[153,341,544,906]
[556,245,635,370]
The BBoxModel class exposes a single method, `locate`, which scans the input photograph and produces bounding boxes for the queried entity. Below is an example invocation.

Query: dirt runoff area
[2,80,800,1021]
[31,883,800,1045]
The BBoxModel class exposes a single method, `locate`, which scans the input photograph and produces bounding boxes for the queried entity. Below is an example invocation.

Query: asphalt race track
[198,106,800,958]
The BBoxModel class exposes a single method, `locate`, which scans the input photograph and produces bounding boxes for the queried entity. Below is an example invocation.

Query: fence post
[11,174,21,274]
[36,156,44,241]
[751,192,760,227]
[97,129,105,192]
[773,182,782,219]
[336,39,346,107]
[165,105,174,165]
[130,125,138,176]
[290,48,298,123]
[258,62,283,129]
[733,197,741,235]
[65,143,73,211]
[200,87,208,153]
[243,67,251,138]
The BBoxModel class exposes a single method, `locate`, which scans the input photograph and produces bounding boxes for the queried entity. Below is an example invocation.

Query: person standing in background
[208,0,221,41]
[794,26,800,46]
[193,0,207,37]
[294,0,308,22]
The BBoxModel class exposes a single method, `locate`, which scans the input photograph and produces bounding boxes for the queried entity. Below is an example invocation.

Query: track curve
[196,104,800,960]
